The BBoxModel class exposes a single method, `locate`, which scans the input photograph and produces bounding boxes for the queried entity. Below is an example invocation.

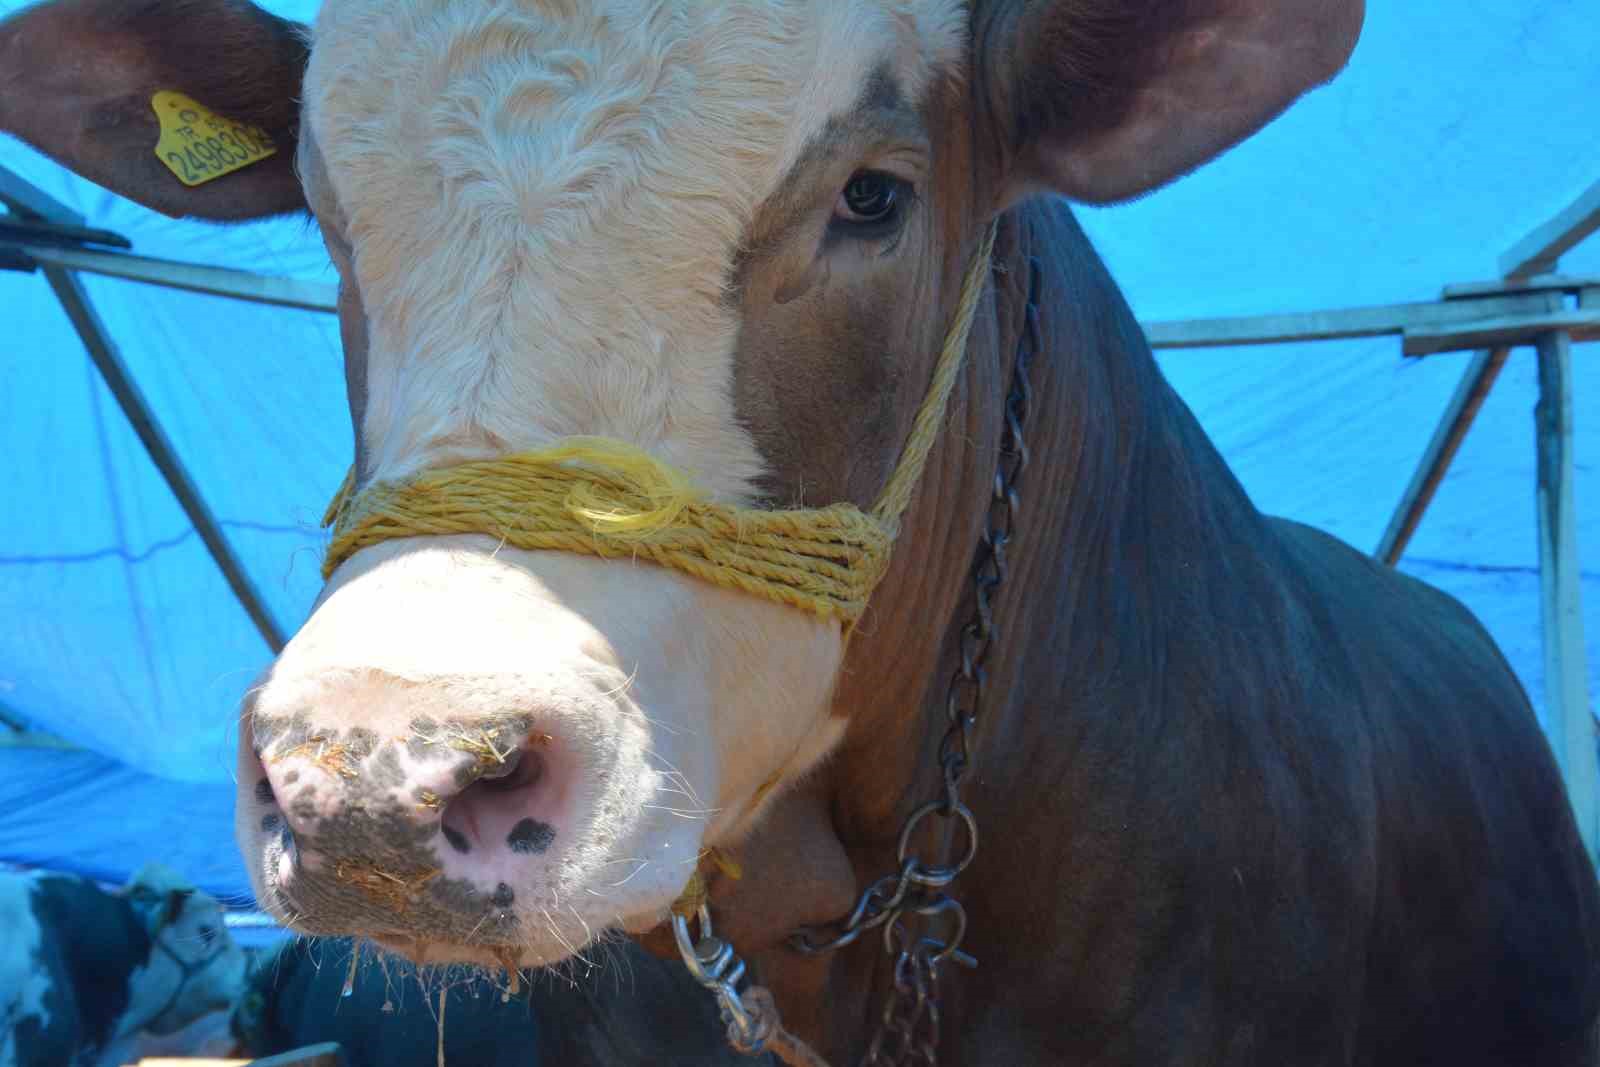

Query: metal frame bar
[6,240,336,312]
[41,265,286,652]
[1443,274,1600,300]
[1371,185,1600,566]
[1,164,286,653]
[1374,346,1511,565]
[1402,308,1600,356]
[0,699,78,749]
[1535,330,1596,866]
[1142,291,1559,350]
[0,167,81,224]
[1501,179,1600,279]
[0,730,81,751]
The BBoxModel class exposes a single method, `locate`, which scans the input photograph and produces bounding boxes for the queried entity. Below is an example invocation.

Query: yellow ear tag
[151,90,277,187]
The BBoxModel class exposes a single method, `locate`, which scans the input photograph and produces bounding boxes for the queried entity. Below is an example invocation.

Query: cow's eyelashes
[831,170,912,237]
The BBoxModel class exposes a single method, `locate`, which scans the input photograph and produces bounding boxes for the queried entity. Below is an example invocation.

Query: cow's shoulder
[1263,518,1600,1063]
[1267,516,1527,705]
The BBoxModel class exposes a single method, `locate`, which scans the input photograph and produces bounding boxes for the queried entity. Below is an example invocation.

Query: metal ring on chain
[896,802,979,888]
[885,897,971,968]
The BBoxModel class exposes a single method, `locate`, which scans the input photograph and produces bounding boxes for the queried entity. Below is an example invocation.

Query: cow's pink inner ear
[985,0,1364,205]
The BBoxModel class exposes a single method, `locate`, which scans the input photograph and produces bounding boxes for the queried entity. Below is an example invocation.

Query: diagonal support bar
[41,266,287,654]
[1534,330,1596,868]
[1502,180,1600,280]
[0,165,82,224]
[1379,177,1600,571]
[1374,346,1510,565]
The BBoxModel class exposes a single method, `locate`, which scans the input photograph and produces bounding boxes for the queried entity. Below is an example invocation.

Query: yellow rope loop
[320,223,997,625]
[544,436,704,539]
[870,223,998,535]
[670,847,743,918]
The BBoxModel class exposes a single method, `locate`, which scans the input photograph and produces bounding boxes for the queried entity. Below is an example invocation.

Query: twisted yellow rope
[322,223,997,624]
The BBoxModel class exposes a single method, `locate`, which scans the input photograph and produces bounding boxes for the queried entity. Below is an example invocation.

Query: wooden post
[1375,346,1510,564]
[1502,179,1600,279]
[1535,330,1597,867]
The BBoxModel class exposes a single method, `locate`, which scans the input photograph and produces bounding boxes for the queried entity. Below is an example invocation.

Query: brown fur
[0,0,307,218]
[712,187,1600,1062]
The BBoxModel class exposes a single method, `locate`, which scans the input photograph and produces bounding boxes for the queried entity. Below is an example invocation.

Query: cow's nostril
[437,747,555,857]
[254,777,275,806]
[479,748,543,793]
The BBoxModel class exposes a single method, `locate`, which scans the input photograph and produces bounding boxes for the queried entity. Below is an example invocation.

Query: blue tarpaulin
[1,0,1595,905]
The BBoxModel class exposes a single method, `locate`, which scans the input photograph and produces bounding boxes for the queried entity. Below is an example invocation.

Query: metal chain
[673,904,767,1053]
[789,254,1041,1067]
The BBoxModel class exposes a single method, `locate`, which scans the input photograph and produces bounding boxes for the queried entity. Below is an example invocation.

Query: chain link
[790,255,1041,1066]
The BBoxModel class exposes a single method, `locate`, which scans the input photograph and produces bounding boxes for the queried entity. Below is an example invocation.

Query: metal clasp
[672,904,764,1054]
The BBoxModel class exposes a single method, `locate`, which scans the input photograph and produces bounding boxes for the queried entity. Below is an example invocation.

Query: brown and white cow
[5,0,1599,1063]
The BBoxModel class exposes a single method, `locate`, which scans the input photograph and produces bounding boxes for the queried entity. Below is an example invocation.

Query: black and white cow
[0,865,247,1067]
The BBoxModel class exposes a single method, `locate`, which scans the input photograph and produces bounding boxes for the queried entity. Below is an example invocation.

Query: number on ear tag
[151,90,278,187]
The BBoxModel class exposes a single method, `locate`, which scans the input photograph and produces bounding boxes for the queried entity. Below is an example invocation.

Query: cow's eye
[834,171,907,231]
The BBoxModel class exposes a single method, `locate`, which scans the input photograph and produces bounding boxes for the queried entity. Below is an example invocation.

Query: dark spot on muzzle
[261,813,281,833]
[254,778,275,805]
[507,819,555,855]
[490,882,515,908]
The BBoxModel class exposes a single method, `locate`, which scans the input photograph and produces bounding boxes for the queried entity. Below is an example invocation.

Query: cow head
[0,0,1360,967]
[119,864,249,1035]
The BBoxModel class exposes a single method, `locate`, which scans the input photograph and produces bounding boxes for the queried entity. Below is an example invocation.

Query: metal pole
[1534,329,1596,867]
[41,266,287,653]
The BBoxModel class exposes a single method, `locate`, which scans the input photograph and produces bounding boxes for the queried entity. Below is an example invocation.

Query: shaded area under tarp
[0,746,252,903]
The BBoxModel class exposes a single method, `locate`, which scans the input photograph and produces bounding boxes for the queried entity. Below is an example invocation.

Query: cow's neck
[722,197,1273,1061]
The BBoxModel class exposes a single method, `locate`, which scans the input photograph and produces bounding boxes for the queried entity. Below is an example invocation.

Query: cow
[0,865,248,1067]
[4,0,1598,1064]
[232,934,755,1065]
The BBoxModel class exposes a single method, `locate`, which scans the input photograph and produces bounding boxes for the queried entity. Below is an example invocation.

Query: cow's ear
[976,0,1364,206]
[0,0,309,220]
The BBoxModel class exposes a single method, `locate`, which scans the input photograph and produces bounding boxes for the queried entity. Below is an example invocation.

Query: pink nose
[246,714,568,937]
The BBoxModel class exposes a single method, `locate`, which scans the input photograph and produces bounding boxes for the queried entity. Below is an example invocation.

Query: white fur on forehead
[302,0,965,496]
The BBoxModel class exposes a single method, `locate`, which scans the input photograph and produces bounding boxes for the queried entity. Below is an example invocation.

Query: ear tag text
[151,90,276,187]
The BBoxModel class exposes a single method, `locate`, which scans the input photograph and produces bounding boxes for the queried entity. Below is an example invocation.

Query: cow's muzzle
[244,705,571,946]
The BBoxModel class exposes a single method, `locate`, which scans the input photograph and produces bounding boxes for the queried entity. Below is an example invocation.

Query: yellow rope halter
[321,223,998,625]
